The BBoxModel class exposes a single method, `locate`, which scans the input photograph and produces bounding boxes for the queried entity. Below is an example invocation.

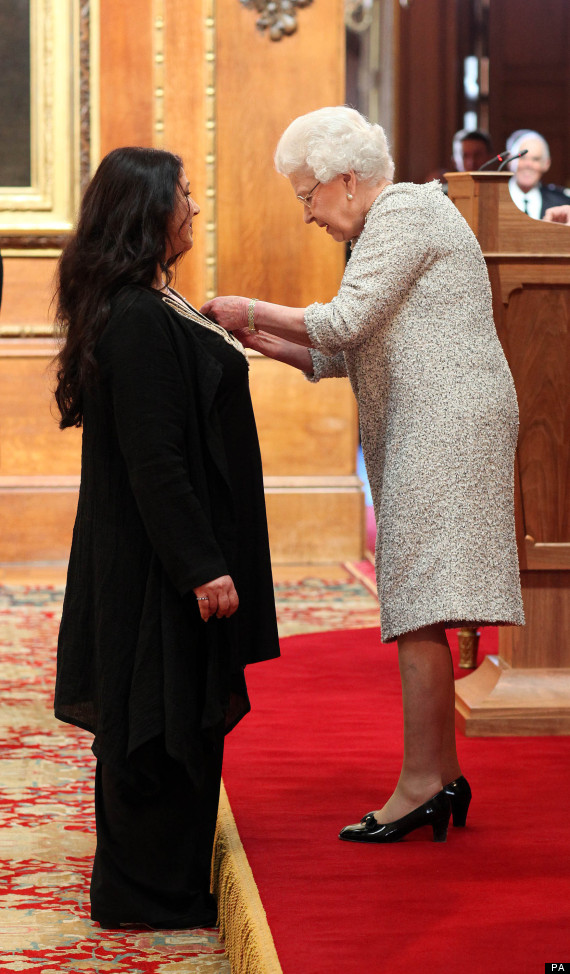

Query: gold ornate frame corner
[0,0,98,253]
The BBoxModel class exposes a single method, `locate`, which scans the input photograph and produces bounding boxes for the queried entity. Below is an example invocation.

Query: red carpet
[222,628,570,974]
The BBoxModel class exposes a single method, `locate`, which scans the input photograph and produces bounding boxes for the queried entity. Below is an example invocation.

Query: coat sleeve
[304,192,434,355]
[99,296,229,595]
[306,349,348,381]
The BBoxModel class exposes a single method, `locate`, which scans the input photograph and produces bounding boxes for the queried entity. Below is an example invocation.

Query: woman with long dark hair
[54,146,279,928]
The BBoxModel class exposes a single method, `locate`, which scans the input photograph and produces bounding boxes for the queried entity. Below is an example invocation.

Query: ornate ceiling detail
[239,0,314,41]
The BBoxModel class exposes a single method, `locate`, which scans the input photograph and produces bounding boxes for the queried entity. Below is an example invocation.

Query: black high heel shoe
[339,789,451,844]
[443,775,472,827]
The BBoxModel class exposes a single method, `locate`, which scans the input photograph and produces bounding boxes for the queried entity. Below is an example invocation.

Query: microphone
[498,148,528,171]
[478,150,510,171]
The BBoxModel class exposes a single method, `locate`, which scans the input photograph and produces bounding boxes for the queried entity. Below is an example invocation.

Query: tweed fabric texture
[306,181,524,642]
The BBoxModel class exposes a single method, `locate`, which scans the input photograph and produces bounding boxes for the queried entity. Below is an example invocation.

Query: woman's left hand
[200,296,250,332]
[193,574,239,621]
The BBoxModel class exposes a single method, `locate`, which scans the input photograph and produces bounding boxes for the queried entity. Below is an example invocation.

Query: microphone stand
[498,148,528,171]
[478,150,510,171]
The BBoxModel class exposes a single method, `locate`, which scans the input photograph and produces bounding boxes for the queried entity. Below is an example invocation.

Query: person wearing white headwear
[201,106,525,847]
[507,129,570,219]
[452,128,493,172]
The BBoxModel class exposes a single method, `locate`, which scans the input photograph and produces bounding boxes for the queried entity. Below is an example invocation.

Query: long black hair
[54,146,185,428]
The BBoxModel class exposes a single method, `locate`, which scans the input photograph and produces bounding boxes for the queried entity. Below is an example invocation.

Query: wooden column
[448,172,570,735]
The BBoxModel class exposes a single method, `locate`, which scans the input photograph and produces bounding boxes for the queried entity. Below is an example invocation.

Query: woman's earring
[346,193,353,200]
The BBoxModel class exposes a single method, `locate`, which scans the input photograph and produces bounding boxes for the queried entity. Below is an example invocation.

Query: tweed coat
[306,181,525,642]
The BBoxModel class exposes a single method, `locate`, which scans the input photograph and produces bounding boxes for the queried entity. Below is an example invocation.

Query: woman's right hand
[193,575,239,621]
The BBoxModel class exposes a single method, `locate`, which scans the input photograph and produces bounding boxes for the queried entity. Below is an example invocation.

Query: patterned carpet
[0,564,378,973]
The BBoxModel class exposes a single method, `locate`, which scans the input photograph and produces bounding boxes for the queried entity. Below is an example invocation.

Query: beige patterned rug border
[212,782,283,974]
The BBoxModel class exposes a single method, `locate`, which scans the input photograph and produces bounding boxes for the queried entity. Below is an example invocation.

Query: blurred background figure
[424,128,494,190]
[507,129,570,219]
[452,128,493,172]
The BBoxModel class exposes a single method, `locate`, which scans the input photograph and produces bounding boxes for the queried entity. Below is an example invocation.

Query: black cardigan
[55,287,279,781]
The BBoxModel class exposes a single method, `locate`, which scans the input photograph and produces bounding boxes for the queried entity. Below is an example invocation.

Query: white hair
[274,106,395,184]
[507,129,550,162]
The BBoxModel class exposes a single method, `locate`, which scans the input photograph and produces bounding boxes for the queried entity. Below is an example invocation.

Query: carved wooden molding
[0,234,68,251]
[345,0,373,33]
[239,0,314,41]
[523,536,570,572]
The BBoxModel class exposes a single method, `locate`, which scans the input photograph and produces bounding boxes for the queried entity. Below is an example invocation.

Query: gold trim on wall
[88,0,100,176]
[204,0,217,300]
[153,0,166,145]
[0,0,96,248]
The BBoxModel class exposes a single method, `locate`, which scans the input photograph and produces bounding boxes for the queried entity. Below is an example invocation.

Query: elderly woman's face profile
[165,168,200,258]
[289,171,362,243]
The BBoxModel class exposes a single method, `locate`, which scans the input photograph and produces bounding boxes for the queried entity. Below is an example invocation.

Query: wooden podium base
[455,656,570,736]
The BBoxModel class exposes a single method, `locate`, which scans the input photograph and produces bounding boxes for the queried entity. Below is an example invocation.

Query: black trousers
[90,734,224,928]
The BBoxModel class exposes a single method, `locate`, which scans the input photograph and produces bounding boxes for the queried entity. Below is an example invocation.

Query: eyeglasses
[296,180,321,207]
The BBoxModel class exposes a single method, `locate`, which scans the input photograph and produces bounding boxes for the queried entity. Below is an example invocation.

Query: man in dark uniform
[507,130,570,219]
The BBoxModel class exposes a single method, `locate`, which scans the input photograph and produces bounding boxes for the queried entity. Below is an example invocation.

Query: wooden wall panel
[265,487,364,563]
[96,0,210,307]
[161,0,209,304]
[500,571,570,671]
[0,481,78,563]
[395,0,460,183]
[0,258,57,335]
[98,0,155,152]
[0,341,80,565]
[248,356,357,477]
[0,342,79,476]
[489,0,570,187]
[505,287,570,544]
[216,0,346,305]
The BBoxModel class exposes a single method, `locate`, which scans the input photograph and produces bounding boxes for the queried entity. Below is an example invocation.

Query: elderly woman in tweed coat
[202,106,524,845]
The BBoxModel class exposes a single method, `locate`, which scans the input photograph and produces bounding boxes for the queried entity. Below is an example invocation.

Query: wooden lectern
[447,172,570,735]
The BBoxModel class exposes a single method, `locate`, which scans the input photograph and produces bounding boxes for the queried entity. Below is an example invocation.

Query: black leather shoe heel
[444,775,472,827]
[339,789,451,844]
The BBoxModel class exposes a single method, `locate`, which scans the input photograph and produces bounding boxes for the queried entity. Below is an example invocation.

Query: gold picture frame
[0,0,98,251]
